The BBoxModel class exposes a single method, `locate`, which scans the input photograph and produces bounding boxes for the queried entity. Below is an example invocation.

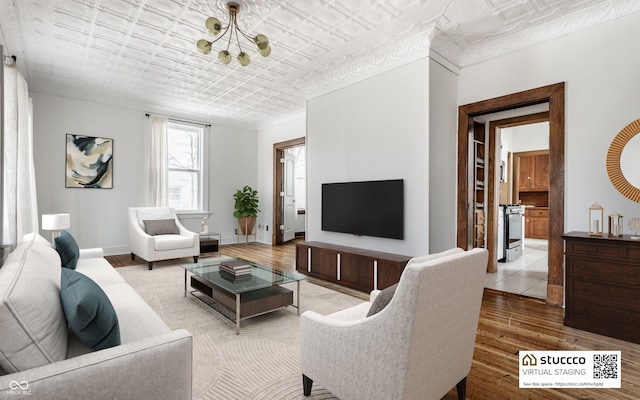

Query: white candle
[593,220,599,232]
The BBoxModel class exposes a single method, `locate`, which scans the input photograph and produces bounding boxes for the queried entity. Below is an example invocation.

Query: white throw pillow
[0,239,68,372]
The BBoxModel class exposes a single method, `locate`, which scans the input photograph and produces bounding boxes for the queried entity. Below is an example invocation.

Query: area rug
[116,259,364,399]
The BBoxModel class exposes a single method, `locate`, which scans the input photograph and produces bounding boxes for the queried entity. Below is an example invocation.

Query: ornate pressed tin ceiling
[1,0,639,129]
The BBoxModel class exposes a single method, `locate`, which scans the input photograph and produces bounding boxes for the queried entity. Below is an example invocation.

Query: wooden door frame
[457,83,565,306]
[273,137,305,245]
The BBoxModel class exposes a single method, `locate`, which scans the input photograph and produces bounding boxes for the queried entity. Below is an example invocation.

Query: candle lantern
[608,212,623,237]
[589,202,604,236]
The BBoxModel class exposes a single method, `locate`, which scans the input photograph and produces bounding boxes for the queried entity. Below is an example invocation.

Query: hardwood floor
[219,239,640,399]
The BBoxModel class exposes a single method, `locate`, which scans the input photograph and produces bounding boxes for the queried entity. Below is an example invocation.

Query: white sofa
[300,247,489,400]
[0,233,192,399]
[128,207,200,270]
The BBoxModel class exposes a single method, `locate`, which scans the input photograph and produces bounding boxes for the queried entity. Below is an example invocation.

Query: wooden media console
[295,241,412,292]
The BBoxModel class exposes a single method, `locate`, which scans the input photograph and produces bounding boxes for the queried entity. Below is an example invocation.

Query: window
[166,122,207,212]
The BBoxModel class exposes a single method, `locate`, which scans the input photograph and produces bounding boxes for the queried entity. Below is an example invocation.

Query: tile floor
[484,238,549,299]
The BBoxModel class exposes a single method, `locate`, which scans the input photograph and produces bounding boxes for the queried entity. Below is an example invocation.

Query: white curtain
[144,115,168,207]
[3,65,38,248]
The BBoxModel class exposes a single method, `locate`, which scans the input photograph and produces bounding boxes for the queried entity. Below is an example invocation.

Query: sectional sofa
[0,233,192,399]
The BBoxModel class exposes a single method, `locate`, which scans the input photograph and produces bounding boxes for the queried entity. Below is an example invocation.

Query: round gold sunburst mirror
[607,118,640,203]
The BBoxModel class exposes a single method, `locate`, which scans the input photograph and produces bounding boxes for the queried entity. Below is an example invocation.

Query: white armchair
[128,207,200,270]
[300,247,489,400]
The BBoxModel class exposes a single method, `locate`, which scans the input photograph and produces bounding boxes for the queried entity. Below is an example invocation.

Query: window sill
[176,212,211,220]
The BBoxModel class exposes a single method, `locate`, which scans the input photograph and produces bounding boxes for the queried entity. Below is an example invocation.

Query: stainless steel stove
[498,204,524,262]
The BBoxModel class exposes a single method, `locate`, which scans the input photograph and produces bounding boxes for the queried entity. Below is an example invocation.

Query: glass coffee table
[181,258,306,334]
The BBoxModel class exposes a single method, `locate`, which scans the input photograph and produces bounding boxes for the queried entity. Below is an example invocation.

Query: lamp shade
[42,213,70,231]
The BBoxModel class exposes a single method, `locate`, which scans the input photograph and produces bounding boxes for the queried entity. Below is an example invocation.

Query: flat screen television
[321,179,404,240]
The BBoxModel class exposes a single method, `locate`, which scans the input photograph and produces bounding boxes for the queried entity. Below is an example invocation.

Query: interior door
[282,151,296,242]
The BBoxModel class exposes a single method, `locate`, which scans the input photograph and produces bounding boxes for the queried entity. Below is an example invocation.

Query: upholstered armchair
[128,207,200,270]
[300,247,488,400]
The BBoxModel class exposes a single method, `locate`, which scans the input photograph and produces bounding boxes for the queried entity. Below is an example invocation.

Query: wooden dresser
[563,231,640,344]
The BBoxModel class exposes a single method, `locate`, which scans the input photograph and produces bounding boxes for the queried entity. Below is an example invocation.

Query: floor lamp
[42,213,70,244]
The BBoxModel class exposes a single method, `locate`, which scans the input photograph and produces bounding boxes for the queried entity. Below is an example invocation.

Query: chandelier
[196,2,271,67]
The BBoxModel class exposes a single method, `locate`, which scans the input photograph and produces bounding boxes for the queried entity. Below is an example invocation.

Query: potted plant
[233,185,260,235]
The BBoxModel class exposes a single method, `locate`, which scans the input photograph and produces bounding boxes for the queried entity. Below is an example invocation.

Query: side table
[200,233,221,255]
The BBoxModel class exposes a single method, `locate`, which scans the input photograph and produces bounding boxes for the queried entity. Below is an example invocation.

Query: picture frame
[65,134,113,189]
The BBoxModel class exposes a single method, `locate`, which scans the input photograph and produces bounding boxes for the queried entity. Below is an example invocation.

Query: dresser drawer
[625,246,640,259]
[566,241,623,258]
[566,257,640,284]
[569,279,640,311]
[568,298,640,327]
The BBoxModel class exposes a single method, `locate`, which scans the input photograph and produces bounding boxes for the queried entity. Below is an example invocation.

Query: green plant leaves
[233,185,260,218]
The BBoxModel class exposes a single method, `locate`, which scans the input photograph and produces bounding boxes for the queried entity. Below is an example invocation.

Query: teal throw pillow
[60,268,121,350]
[55,230,80,270]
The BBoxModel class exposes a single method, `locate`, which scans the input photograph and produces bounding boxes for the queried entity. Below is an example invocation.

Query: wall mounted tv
[321,179,404,240]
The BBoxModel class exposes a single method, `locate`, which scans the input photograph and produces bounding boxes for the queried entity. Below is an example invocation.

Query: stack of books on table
[219,260,252,281]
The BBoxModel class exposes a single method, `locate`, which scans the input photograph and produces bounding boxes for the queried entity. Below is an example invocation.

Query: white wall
[209,124,258,244]
[459,13,640,234]
[428,58,459,253]
[502,122,549,154]
[32,93,144,252]
[31,92,257,254]
[256,116,306,244]
[306,59,430,256]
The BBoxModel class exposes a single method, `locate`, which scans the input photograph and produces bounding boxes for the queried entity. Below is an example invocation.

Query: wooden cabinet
[472,126,486,248]
[296,241,411,292]
[524,207,548,239]
[517,152,549,192]
[563,232,640,344]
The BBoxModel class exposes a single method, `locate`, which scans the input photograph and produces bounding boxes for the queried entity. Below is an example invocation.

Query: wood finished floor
[111,240,640,399]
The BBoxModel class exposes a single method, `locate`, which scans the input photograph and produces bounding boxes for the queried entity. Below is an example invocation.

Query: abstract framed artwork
[65,134,113,189]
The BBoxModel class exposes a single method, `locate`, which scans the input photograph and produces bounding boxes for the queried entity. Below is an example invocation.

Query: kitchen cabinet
[524,207,548,239]
[518,152,549,192]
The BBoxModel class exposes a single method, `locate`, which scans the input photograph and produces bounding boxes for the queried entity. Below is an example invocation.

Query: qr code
[593,354,618,379]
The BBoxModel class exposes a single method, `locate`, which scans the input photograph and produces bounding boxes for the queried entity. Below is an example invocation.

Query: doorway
[489,117,550,299]
[457,83,565,306]
[273,137,306,245]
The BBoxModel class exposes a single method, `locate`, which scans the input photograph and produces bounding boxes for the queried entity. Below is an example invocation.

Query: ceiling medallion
[196,2,271,67]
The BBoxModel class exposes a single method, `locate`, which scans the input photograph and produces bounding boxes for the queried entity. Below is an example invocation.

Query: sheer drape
[3,65,38,248]
[144,115,168,206]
